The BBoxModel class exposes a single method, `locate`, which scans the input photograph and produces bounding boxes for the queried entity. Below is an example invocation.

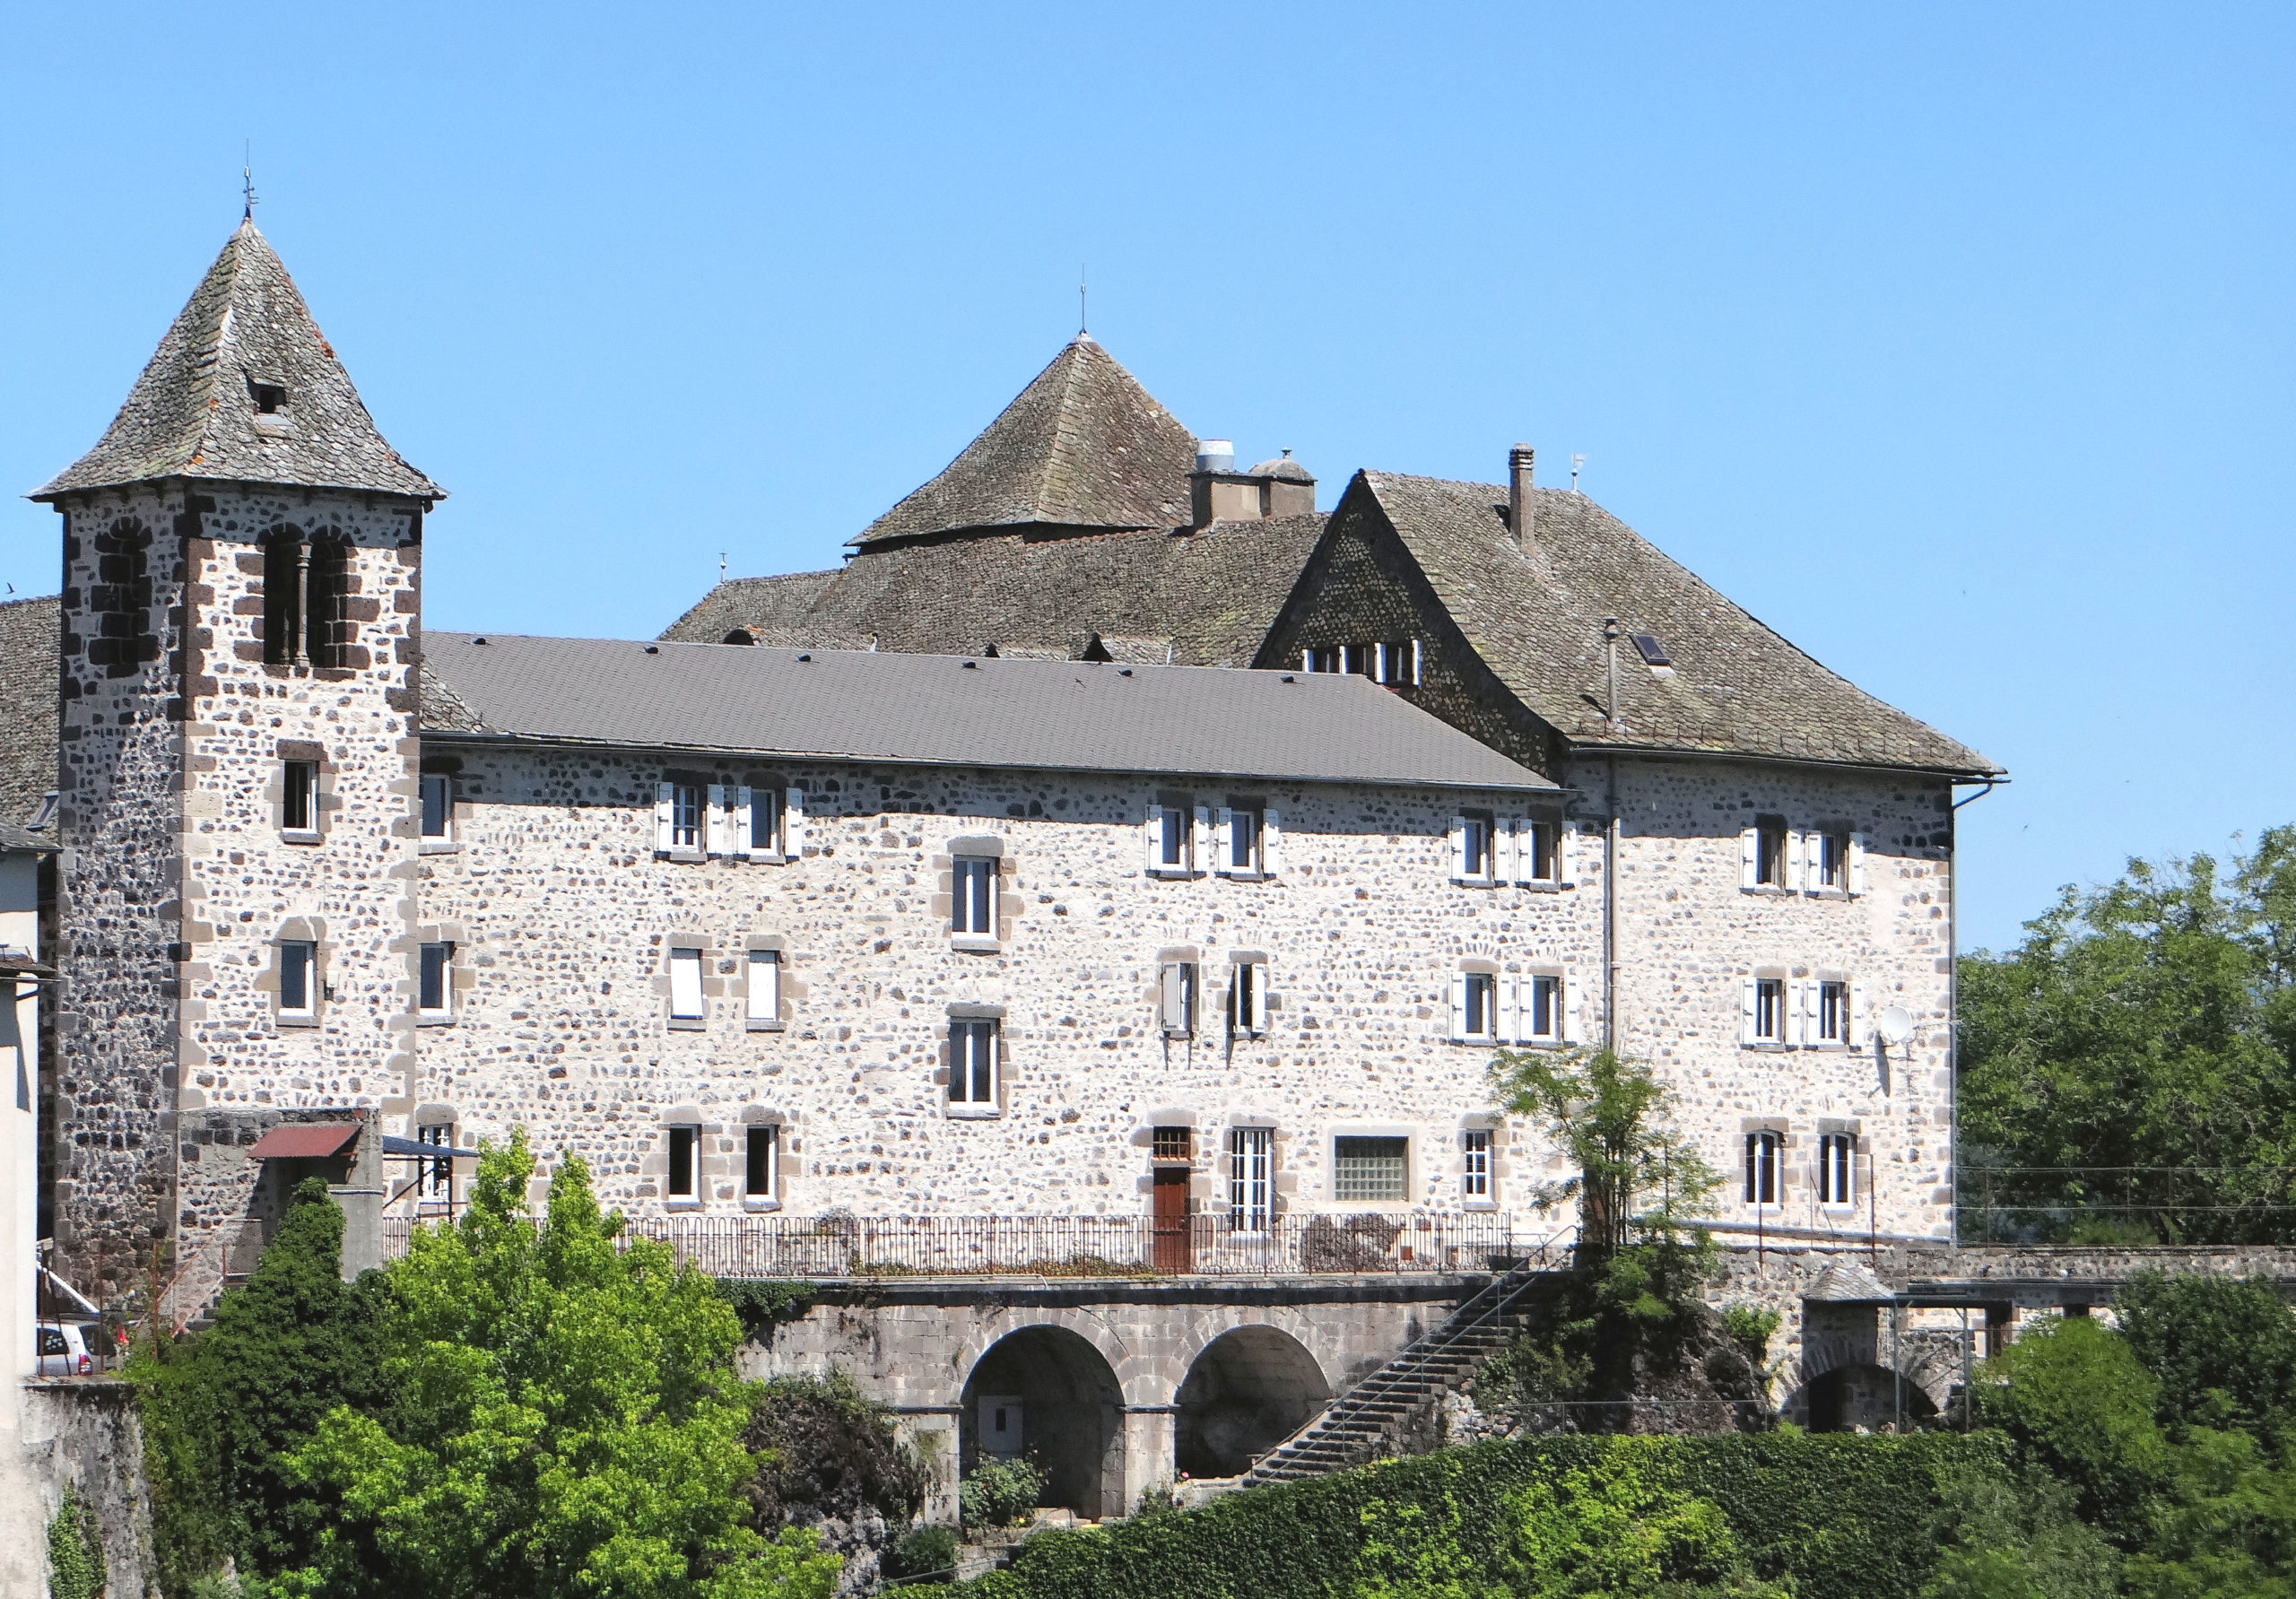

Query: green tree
[135,1177,385,1592]
[1957,827,2296,1244]
[2114,1270,2296,1447]
[1971,1315,2170,1531]
[280,1128,840,1599]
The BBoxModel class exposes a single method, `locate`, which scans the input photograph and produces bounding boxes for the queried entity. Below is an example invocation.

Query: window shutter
[1496,976,1520,1044]
[1449,818,1470,882]
[1249,965,1269,1036]
[1337,644,1352,674]
[1448,973,1468,1041]
[1161,963,1189,1035]
[784,787,805,855]
[1785,980,1806,1047]
[1738,828,1757,891]
[706,784,729,856]
[654,782,675,856]
[1213,808,1235,876]
[1848,833,1867,897]
[1191,805,1212,875]
[1371,641,1387,682]
[1559,821,1578,887]
[1563,973,1586,1044]
[1786,830,1805,892]
[731,786,754,860]
[1492,816,1515,884]
[1848,981,1869,1048]
[1262,810,1283,876]
[1739,978,1758,1046]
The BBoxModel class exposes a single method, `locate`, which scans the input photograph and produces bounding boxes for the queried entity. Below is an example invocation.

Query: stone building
[6,220,2004,1508]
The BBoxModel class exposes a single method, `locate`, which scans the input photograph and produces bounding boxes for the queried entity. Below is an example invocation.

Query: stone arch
[960,1325,1126,1521]
[1174,1324,1331,1478]
[1797,1362,1941,1432]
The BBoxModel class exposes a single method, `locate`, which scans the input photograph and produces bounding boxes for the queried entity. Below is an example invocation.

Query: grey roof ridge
[657,565,846,639]
[1358,467,2005,779]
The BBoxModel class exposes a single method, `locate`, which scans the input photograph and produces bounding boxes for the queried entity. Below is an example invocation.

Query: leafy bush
[1971,1314,2170,1530]
[909,1432,2000,1599]
[48,1485,108,1599]
[885,1525,961,1582]
[2114,1270,2296,1447]
[960,1456,1047,1530]
[713,1278,816,1339]
[1918,1463,2120,1599]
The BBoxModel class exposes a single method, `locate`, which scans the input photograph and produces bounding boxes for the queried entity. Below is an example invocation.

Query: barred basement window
[666,1125,699,1199]
[1744,1131,1783,1208]
[1152,1125,1193,1162]
[1817,1133,1857,1207]
[746,1125,779,1201]
[1334,1136,1408,1203]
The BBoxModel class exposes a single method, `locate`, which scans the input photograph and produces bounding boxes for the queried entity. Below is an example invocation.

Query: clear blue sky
[3,4,2289,952]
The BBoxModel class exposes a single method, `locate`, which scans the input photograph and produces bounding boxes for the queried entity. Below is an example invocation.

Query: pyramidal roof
[854,335,1196,545]
[33,219,441,502]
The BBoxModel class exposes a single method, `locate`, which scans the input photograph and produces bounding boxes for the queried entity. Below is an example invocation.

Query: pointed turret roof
[854,335,1196,545]
[33,220,441,502]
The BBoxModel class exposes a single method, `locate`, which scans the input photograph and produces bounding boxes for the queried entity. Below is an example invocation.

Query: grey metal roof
[1346,474,2001,778]
[32,221,442,503]
[423,632,1553,792]
[853,335,1199,546]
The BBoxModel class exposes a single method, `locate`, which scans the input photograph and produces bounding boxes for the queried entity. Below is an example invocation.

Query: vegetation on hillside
[1958,825,2296,1242]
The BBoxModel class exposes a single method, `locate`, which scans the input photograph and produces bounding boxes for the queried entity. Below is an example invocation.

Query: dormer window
[250,381,287,415]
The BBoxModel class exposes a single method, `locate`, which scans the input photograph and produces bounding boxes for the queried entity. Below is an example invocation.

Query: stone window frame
[1799,821,1869,899]
[1448,958,1500,1045]
[1813,1119,1862,1212]
[936,834,1017,953]
[658,1106,707,1209]
[1448,810,1500,886]
[739,1106,787,1210]
[659,933,723,1031]
[1740,1117,1794,1212]
[1801,970,1866,1052]
[1143,794,1202,879]
[1212,797,1281,881]
[1224,1119,1280,1234]
[940,1003,1007,1119]
[1225,949,1273,1041]
[1327,1124,1414,1209]
[412,1101,461,1209]
[1743,966,1793,1050]
[1155,944,1202,1040]
[1457,1115,1502,1211]
[419,758,461,854]
[267,917,327,1029]
[415,920,469,1026]
[1741,813,1795,894]
[274,738,332,844]
[743,934,789,1032]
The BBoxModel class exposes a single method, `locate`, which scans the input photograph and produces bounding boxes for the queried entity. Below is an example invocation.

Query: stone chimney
[1189,442,1317,529]
[1508,445,1536,554]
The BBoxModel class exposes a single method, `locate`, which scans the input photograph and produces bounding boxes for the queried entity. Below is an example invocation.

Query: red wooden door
[1152,1168,1192,1272]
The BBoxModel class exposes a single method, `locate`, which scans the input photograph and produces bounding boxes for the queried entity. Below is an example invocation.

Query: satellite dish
[1878,1006,1915,1046]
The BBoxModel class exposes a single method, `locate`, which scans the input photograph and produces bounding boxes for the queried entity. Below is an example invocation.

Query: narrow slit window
[666,1125,698,1198]
[419,943,452,1017]
[949,1019,998,1106]
[669,948,705,1021]
[746,1125,778,1200]
[952,856,996,936]
[278,941,317,1018]
[417,1122,453,1200]
[1334,1136,1408,1203]
[1463,1129,1492,1201]
[282,760,317,832]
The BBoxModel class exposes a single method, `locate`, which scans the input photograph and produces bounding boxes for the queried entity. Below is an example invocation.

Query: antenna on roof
[1570,454,1586,495]
[241,141,259,220]
[1078,264,1088,337]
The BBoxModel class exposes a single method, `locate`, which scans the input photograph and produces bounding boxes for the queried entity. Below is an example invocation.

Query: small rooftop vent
[1194,439,1235,474]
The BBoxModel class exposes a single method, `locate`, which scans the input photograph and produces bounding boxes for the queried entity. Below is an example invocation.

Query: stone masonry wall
[1585,756,1957,1238]
[411,749,1595,1223]
[55,482,424,1292]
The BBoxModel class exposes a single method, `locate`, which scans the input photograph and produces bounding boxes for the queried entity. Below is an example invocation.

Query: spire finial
[1079,264,1087,337]
[242,141,259,221]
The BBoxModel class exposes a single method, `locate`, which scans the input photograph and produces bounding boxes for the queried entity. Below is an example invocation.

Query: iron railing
[380,1210,1562,1279]
[1955,1166,2296,1246]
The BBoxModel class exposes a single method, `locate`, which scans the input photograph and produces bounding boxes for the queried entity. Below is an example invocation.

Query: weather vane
[242,141,259,220]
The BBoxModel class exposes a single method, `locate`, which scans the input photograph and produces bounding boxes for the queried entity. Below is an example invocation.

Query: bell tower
[30,219,442,1305]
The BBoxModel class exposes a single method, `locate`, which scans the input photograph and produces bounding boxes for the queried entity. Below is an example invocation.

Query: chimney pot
[1508,444,1536,554]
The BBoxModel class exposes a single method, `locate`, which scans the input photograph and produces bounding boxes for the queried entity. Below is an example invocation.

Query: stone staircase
[1240,1256,1560,1487]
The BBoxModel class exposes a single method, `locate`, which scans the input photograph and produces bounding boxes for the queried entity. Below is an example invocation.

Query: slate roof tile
[0,595,59,827]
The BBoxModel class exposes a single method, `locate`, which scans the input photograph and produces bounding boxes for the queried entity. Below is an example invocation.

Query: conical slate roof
[854,335,1196,545]
[33,220,441,502]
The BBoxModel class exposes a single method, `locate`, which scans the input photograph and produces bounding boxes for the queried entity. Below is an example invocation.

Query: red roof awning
[247,1124,360,1160]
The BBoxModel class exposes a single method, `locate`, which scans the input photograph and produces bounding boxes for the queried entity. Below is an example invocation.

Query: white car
[36,1321,92,1377]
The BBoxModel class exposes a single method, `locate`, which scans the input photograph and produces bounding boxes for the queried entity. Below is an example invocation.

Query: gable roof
[32,220,441,502]
[1349,473,1999,778]
[658,569,844,647]
[854,336,1199,546]
[0,595,59,828]
[424,631,1551,794]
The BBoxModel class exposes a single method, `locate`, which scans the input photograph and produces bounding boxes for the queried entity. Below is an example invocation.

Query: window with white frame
[1524,973,1563,1043]
[952,856,996,937]
[1744,1130,1783,1208]
[282,760,318,835]
[747,786,787,857]
[1146,803,1196,877]
[1217,805,1272,877]
[745,950,781,1028]
[417,1122,454,1201]
[1450,970,1499,1042]
[1814,980,1849,1047]
[669,947,705,1022]
[1518,818,1562,884]
[656,781,708,857]
[1742,818,1789,890]
[277,940,317,1019]
[1817,1132,1857,1207]
[1301,645,1345,673]
[1229,959,1270,1039]
[1810,830,1847,892]
[1743,977,1787,1046]
[419,942,453,1019]
[950,1019,998,1107]
[1229,1126,1273,1232]
[666,1125,699,1199]
[1334,1136,1408,1203]
[419,772,452,842]
[1462,1129,1493,1202]
[1161,961,1198,1039]
[1450,813,1496,884]
[745,1124,779,1202]
[1370,639,1419,686]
